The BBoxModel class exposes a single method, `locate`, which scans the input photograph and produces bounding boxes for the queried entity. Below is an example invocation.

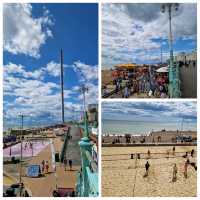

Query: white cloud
[4,3,53,58]
[102,102,197,122]
[102,3,197,68]
[4,62,44,80]
[71,61,98,82]
[46,61,60,77]
[4,60,98,127]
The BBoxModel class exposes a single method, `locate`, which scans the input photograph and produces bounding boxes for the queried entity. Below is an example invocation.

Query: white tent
[156,66,169,73]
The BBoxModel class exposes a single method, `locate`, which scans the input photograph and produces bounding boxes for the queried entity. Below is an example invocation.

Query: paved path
[65,126,81,166]
[55,126,81,189]
[3,126,82,196]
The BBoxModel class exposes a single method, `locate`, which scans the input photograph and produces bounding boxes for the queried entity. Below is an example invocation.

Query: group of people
[24,142,33,150]
[103,69,169,98]
[63,157,73,171]
[142,148,196,182]
[41,160,49,174]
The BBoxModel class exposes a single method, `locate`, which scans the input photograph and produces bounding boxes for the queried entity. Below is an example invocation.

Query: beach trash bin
[55,153,60,162]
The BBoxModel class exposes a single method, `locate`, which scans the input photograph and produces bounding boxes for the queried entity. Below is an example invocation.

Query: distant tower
[60,49,65,123]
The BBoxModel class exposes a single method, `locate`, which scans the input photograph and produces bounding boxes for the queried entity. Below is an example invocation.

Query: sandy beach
[102,146,197,197]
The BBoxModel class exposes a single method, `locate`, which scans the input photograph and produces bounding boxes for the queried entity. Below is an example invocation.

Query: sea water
[102,119,197,135]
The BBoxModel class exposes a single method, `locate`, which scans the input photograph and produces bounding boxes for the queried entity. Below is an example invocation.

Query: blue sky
[102,3,197,68]
[3,3,98,129]
[102,102,197,124]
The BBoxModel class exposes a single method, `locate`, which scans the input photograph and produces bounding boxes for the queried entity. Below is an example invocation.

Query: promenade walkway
[3,126,82,196]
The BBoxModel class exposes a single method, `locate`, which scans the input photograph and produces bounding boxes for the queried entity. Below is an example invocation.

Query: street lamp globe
[161,5,165,13]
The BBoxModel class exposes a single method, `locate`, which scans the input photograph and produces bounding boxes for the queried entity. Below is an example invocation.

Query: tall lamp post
[78,84,93,196]
[161,3,181,98]
[19,114,24,196]
[80,85,89,139]
[60,49,65,124]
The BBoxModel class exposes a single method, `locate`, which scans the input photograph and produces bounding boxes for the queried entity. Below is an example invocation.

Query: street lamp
[18,114,24,196]
[161,3,181,98]
[80,85,89,139]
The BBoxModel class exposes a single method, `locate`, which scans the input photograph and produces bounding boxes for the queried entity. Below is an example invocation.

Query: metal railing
[60,127,70,162]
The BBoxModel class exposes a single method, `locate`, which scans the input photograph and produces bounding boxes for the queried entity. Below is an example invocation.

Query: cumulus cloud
[4,60,98,128]
[69,61,98,82]
[102,3,197,68]
[4,62,44,79]
[46,61,60,77]
[102,102,197,122]
[3,3,53,58]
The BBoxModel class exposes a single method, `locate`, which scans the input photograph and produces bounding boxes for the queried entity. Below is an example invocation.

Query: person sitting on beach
[144,161,150,177]
[172,163,178,182]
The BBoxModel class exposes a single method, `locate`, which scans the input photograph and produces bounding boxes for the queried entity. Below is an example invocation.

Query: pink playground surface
[3,140,50,158]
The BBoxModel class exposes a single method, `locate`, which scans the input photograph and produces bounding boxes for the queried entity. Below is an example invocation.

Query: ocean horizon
[102,119,197,135]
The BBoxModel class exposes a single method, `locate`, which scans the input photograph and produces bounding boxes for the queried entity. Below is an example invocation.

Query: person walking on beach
[24,143,27,150]
[172,146,175,155]
[191,149,194,157]
[9,147,12,156]
[184,159,190,178]
[144,161,150,177]
[124,85,129,98]
[172,163,178,182]
[147,150,151,159]
[69,159,72,170]
[45,161,49,173]
[166,150,170,159]
[64,157,68,171]
[41,160,45,173]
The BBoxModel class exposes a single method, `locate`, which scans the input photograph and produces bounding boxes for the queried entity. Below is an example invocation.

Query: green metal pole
[79,111,93,196]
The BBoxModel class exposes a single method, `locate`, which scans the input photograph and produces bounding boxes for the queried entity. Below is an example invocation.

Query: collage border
[0,0,199,198]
